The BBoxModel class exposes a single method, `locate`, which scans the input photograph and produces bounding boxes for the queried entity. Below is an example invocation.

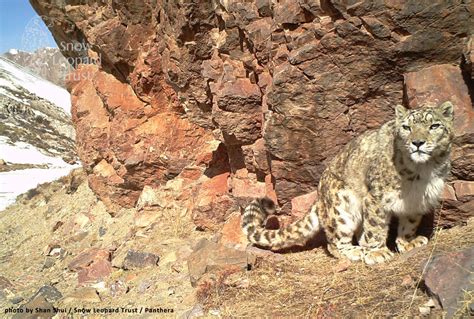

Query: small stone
[182,303,204,319]
[48,247,63,257]
[44,244,60,256]
[419,306,431,316]
[246,246,284,261]
[0,276,13,290]
[0,159,6,165]
[110,280,128,297]
[136,185,161,210]
[51,221,63,232]
[424,298,437,308]
[187,239,256,287]
[63,288,101,304]
[138,280,152,294]
[32,285,63,302]
[160,251,177,265]
[91,281,107,292]
[14,295,54,319]
[209,309,220,316]
[401,274,414,287]
[42,257,55,269]
[9,296,24,304]
[333,259,351,273]
[99,226,107,237]
[223,273,250,288]
[70,230,88,242]
[123,250,160,270]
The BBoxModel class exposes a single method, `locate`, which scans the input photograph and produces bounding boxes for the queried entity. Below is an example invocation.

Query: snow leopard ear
[395,104,407,121]
[436,101,454,120]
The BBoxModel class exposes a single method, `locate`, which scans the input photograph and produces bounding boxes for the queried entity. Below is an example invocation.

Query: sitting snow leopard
[242,101,454,265]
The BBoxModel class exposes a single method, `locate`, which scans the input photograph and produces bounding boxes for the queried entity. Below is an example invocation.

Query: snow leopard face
[395,102,454,164]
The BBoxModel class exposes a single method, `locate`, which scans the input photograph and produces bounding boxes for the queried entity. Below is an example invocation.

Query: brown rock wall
[31,0,473,226]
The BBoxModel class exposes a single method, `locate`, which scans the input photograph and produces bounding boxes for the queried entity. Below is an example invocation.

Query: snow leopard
[242,101,454,264]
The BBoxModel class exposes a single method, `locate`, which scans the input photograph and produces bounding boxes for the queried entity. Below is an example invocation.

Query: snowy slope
[0,137,71,167]
[0,57,70,113]
[0,54,78,211]
[0,167,76,210]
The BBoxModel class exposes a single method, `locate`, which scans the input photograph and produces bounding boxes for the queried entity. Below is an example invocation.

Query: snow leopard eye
[402,125,411,131]
[429,123,441,130]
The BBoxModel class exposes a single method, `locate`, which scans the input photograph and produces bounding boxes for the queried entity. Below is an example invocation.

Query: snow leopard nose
[412,140,425,148]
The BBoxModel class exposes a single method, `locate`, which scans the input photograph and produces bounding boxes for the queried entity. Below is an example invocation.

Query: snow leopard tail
[241,197,321,250]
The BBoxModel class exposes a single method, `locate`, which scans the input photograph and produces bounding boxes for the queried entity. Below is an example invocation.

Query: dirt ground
[0,169,472,318]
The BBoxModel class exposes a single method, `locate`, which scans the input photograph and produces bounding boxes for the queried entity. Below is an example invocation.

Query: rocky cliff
[30,0,473,228]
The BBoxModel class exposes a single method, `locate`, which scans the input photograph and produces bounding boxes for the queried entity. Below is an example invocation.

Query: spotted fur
[242,102,454,264]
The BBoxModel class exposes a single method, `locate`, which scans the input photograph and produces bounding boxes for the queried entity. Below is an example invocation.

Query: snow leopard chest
[384,176,445,215]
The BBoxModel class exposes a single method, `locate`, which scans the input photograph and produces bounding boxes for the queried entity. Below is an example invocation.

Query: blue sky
[0,0,57,53]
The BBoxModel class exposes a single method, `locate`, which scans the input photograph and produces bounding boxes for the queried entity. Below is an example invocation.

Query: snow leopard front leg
[395,215,428,253]
[358,194,394,265]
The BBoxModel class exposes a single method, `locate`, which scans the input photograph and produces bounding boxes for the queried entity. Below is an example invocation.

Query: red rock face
[32,1,473,225]
[405,64,474,181]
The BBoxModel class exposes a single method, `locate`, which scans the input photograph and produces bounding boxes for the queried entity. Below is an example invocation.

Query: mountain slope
[3,47,73,88]
[0,56,78,210]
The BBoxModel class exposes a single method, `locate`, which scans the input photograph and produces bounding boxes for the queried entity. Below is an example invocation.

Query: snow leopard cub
[242,102,454,264]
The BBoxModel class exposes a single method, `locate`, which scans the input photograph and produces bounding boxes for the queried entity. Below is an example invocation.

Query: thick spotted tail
[241,197,321,250]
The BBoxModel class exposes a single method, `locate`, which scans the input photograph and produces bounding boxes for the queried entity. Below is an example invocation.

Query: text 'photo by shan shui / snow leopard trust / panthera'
[242,101,455,265]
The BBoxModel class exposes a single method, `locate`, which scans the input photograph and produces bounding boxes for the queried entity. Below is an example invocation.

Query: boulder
[423,247,474,318]
[438,181,474,228]
[191,173,235,231]
[68,248,112,285]
[187,239,256,287]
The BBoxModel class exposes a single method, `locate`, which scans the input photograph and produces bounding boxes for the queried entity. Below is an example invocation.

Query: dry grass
[453,290,474,319]
[202,220,474,318]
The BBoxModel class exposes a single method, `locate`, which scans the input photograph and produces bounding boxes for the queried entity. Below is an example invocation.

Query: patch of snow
[8,49,18,55]
[0,87,22,102]
[0,77,17,91]
[0,138,69,167]
[0,166,77,211]
[0,57,70,113]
